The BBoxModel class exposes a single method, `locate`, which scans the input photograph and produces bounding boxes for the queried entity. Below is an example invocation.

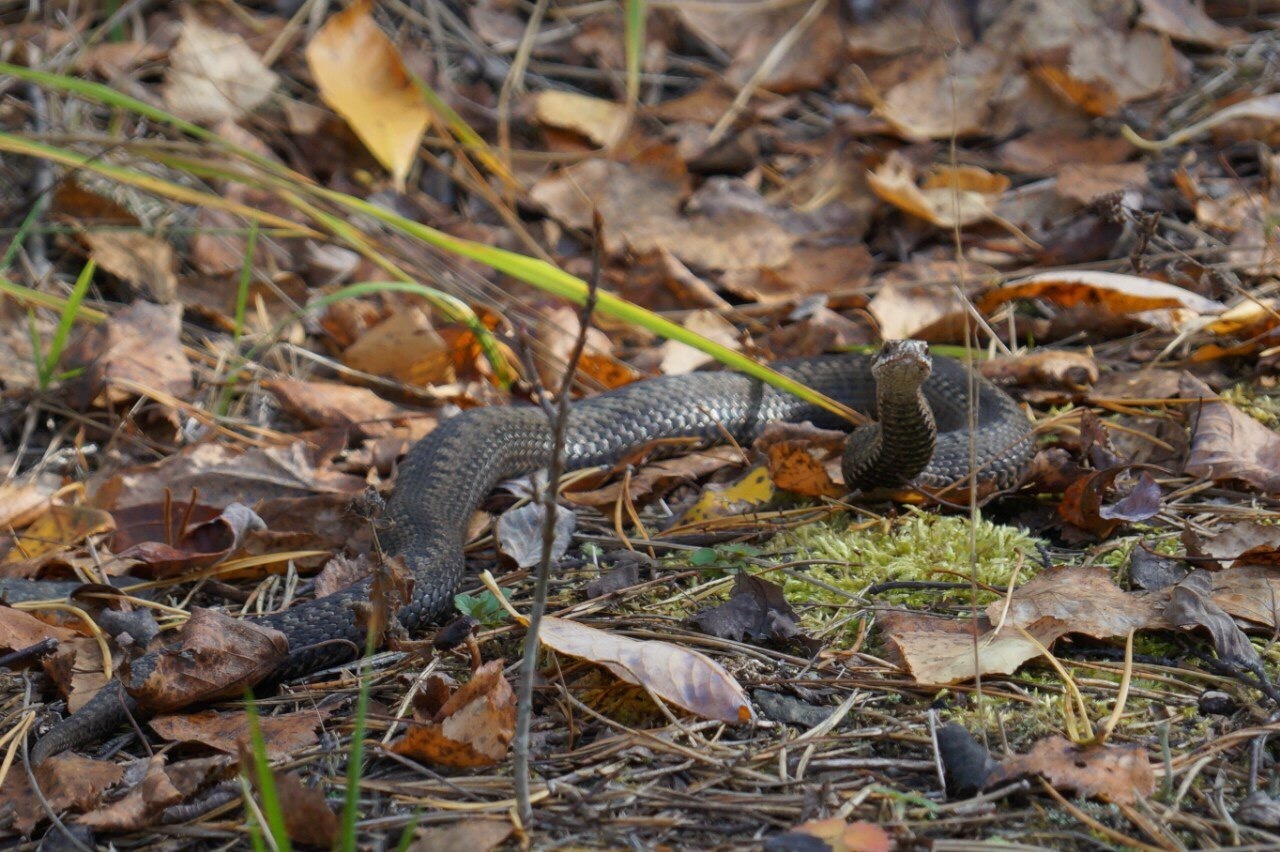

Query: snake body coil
[26,344,1031,762]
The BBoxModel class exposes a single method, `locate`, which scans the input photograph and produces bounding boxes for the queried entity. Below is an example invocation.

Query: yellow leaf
[531,91,627,147]
[305,0,431,190]
[680,461,775,524]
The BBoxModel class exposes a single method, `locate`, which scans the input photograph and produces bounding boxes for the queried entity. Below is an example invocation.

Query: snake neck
[841,357,938,489]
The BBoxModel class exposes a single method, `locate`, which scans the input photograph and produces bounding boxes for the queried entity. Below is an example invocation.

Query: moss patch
[771,511,1041,640]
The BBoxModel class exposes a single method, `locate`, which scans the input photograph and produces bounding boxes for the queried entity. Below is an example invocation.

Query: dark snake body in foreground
[24,342,1032,762]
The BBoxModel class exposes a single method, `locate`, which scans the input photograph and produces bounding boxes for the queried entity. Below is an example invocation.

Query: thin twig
[514,210,603,826]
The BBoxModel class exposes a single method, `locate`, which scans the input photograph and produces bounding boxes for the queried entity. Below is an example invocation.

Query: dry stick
[513,211,603,827]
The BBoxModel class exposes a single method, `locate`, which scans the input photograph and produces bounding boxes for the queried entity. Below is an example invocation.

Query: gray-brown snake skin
[24,344,1032,762]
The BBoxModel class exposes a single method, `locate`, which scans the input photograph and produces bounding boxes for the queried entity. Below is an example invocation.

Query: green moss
[771,511,1041,640]
[1223,383,1280,428]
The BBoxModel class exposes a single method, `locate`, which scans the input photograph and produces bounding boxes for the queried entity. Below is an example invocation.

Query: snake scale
[21,341,1032,762]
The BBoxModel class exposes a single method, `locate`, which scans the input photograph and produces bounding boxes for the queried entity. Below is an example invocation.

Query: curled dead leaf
[986,736,1155,806]
[533,615,755,724]
[391,659,516,767]
[124,608,288,712]
[981,271,1223,319]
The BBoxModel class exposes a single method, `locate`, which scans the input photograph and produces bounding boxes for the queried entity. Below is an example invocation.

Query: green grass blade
[39,259,96,389]
[624,0,647,110]
[313,188,864,423]
[408,74,516,188]
[0,273,107,322]
[7,74,858,419]
[26,310,46,384]
[1,195,48,272]
[393,811,422,851]
[244,695,292,852]
[0,61,310,182]
[0,134,316,237]
[142,151,513,386]
[234,221,257,352]
[338,628,378,852]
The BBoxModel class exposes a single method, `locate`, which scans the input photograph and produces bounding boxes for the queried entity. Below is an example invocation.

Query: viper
[15,340,1033,762]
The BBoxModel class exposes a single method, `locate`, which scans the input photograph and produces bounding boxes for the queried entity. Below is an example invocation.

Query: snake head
[872,339,932,390]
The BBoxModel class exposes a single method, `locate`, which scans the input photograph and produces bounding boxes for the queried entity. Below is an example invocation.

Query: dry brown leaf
[51,179,138,225]
[149,706,333,759]
[314,552,377,599]
[342,307,455,386]
[616,247,732,312]
[62,300,194,411]
[352,553,414,646]
[1168,570,1261,670]
[675,2,846,93]
[1058,468,1162,539]
[189,203,293,278]
[997,132,1134,174]
[993,565,1165,637]
[5,503,114,562]
[690,573,815,651]
[1032,27,1184,117]
[96,440,369,512]
[868,278,971,342]
[987,736,1155,805]
[495,502,575,569]
[43,636,109,713]
[0,606,79,652]
[875,47,1007,141]
[980,271,1223,318]
[392,659,517,767]
[409,819,514,852]
[305,0,431,189]
[1137,0,1248,48]
[720,241,874,304]
[563,445,743,510]
[1133,93,1280,149]
[274,771,341,848]
[533,156,847,280]
[1204,298,1279,339]
[74,40,166,77]
[868,152,1009,228]
[112,502,264,577]
[880,566,1166,684]
[980,349,1098,392]
[846,0,970,57]
[784,817,894,852]
[758,306,873,359]
[0,753,126,836]
[264,378,416,439]
[533,615,754,724]
[77,754,235,831]
[879,611,1051,685]
[764,440,844,499]
[660,310,741,375]
[124,608,288,712]
[1182,373,1280,492]
[163,9,278,123]
[532,90,627,147]
[1055,162,1148,206]
[1187,521,1280,570]
[534,305,637,390]
[1211,565,1280,630]
[81,231,178,303]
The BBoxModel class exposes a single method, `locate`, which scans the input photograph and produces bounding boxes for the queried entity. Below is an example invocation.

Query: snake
[16,340,1032,762]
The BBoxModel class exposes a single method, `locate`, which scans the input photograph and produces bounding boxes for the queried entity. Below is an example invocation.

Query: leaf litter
[5,0,1280,848]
